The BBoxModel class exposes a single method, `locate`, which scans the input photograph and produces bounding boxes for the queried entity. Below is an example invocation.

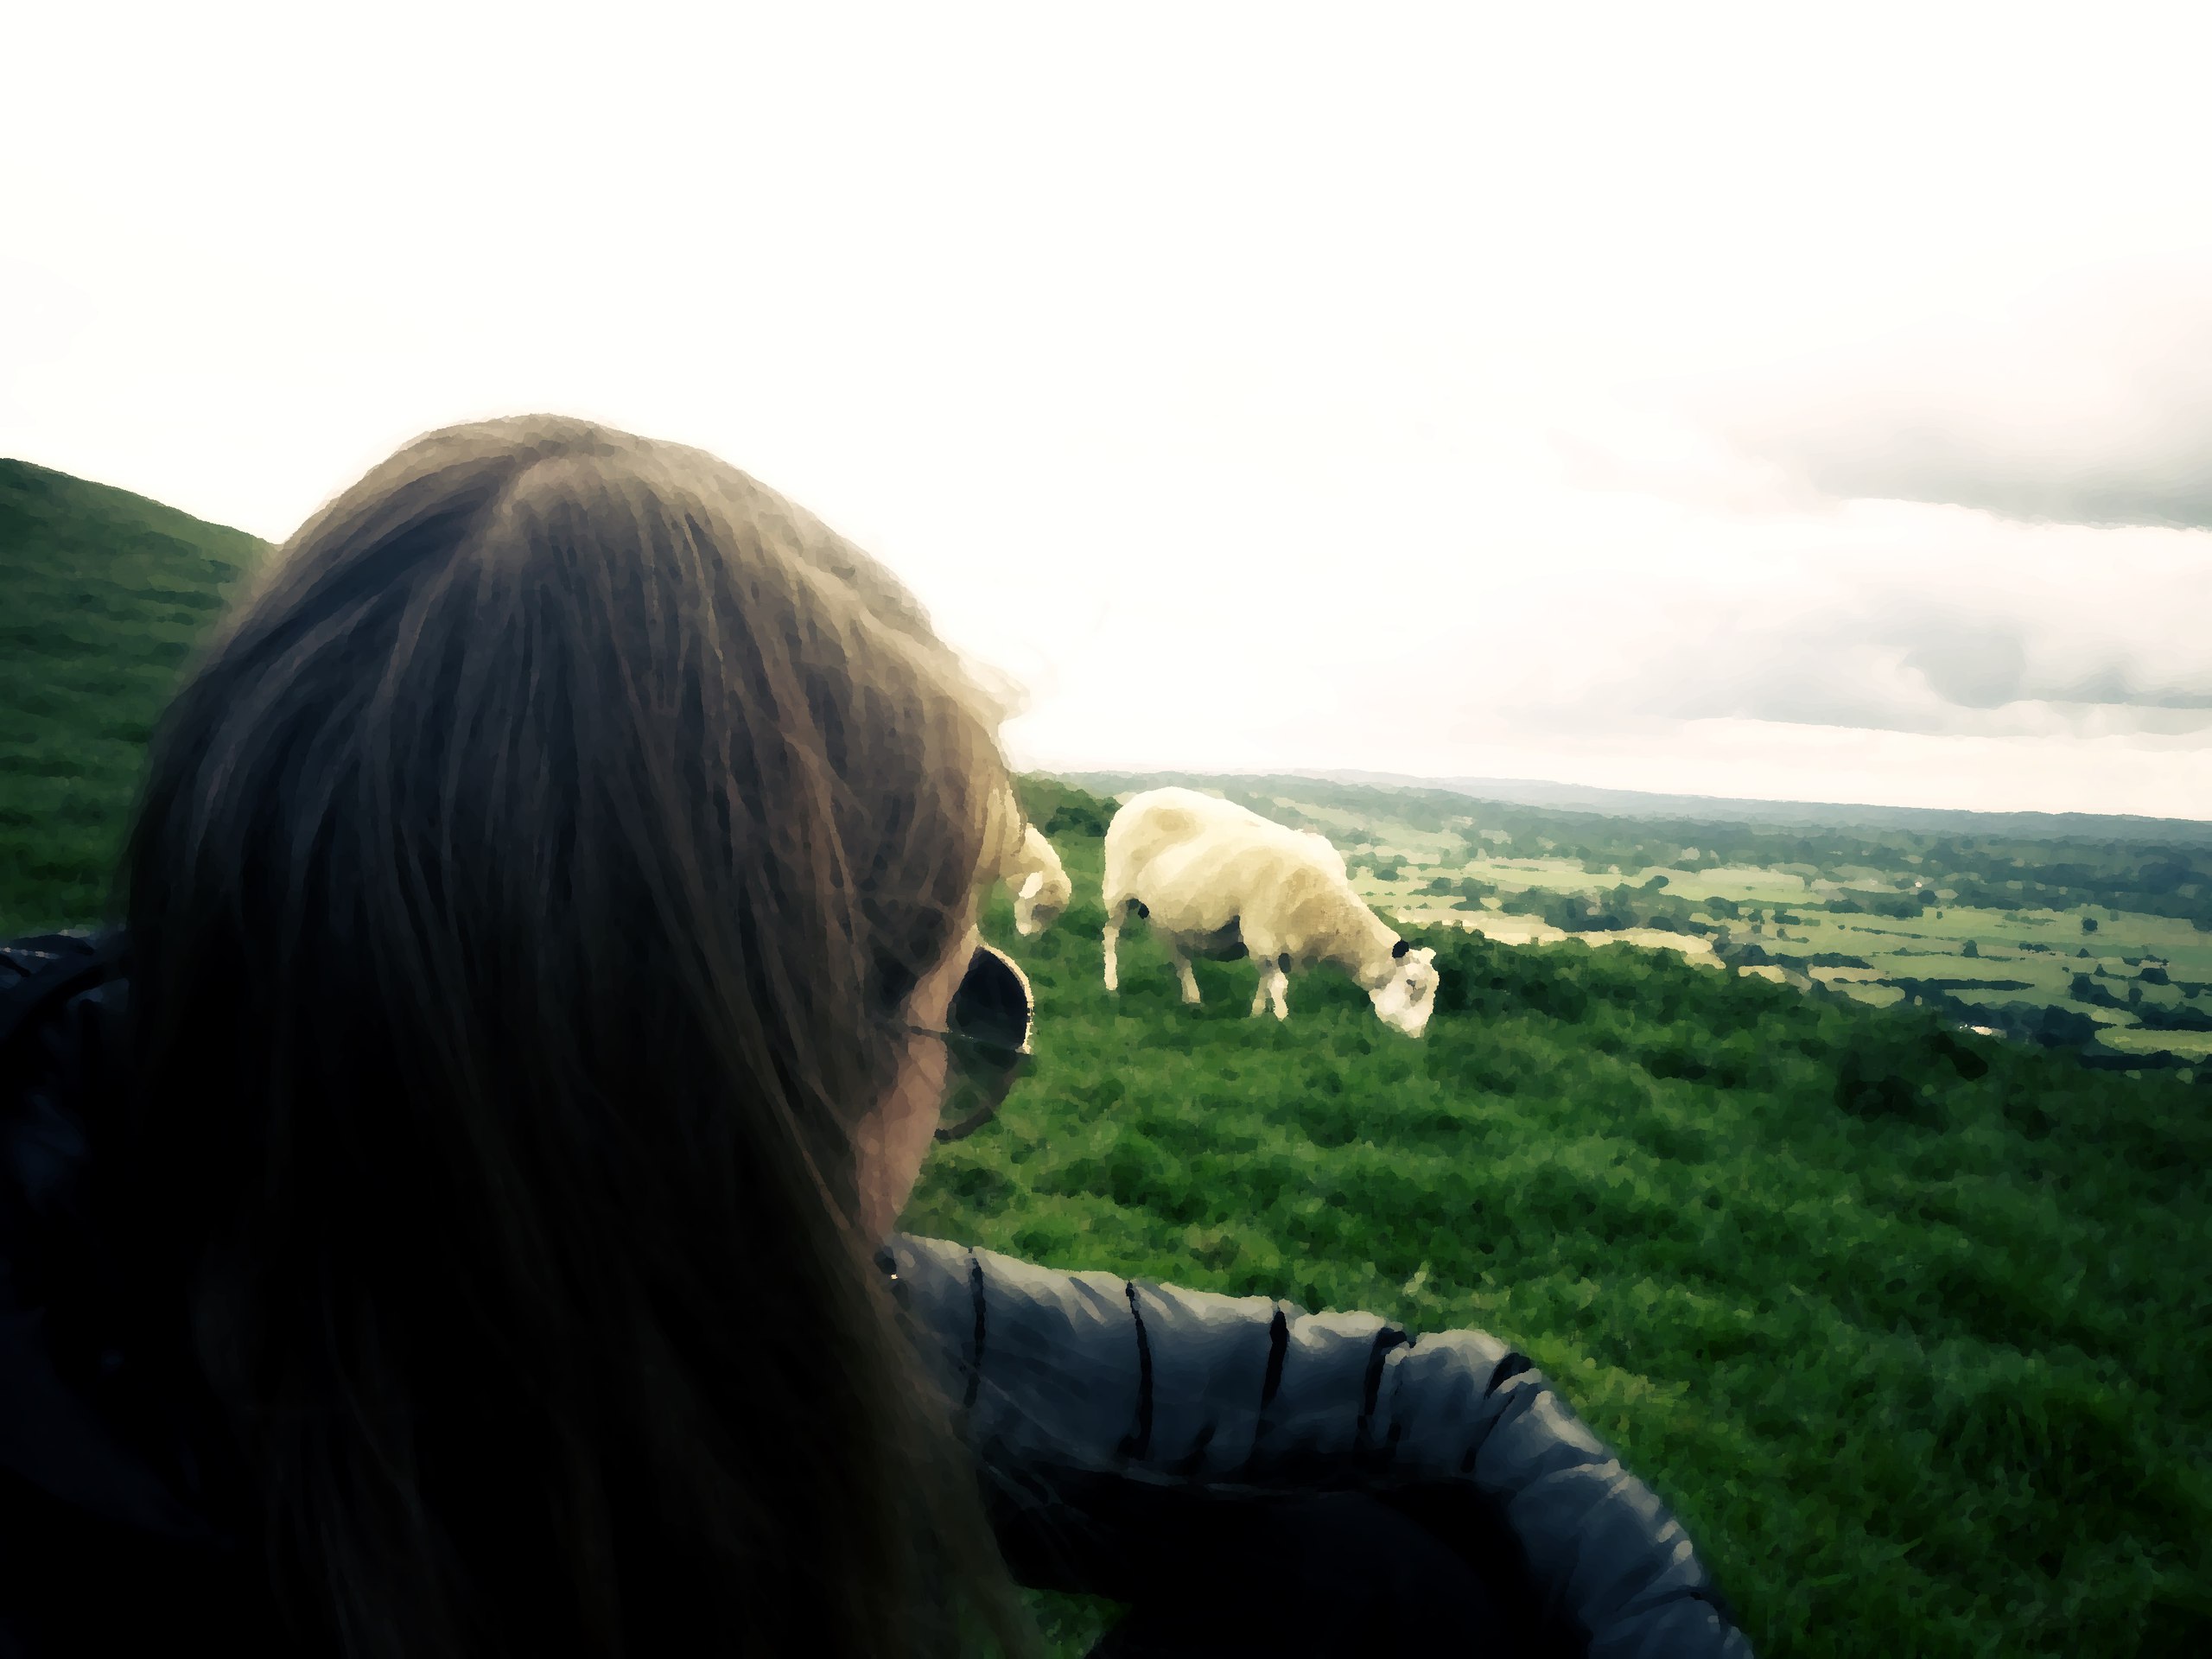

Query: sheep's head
[1372,941,1440,1037]
[1012,867,1073,937]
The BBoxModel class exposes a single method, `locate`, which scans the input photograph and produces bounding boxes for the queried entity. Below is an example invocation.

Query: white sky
[8,3,2212,818]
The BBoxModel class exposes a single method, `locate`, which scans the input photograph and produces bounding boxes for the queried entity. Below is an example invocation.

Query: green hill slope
[0,458,268,931]
[944,828,2212,1656]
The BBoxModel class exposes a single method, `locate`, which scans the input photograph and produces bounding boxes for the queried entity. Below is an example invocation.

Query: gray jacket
[882,1233,1752,1658]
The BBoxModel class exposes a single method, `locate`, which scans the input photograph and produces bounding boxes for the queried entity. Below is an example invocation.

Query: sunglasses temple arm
[934,1101,1005,1142]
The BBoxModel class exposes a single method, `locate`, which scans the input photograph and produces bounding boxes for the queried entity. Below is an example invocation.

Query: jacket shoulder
[884,1236,1754,1656]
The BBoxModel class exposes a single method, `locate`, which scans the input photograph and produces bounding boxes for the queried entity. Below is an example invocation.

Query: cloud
[1546,404,1827,518]
[1694,263,2212,530]
[1752,411,2212,533]
[1469,569,2212,743]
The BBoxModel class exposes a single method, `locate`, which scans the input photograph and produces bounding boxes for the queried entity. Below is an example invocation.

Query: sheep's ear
[1019,871,1045,901]
[1416,946,1436,964]
[1391,938,1409,959]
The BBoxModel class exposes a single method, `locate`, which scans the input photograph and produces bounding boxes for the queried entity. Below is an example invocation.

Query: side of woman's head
[106,415,1033,1657]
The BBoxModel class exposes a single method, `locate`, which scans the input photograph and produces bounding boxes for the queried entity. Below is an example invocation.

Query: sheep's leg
[1239,937,1289,1021]
[1254,951,1290,1020]
[1102,882,1131,993]
[1168,943,1201,1005]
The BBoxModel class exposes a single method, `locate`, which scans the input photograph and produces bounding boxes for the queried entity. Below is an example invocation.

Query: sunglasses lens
[949,946,1033,1054]
[931,946,1034,1142]
[933,1040,1027,1141]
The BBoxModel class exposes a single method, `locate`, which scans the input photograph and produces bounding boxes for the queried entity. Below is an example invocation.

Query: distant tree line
[1014,775,1116,839]
[1488,876,1722,938]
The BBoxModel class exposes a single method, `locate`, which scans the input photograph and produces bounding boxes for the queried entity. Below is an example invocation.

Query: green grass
[9,462,2209,1656]
[0,457,267,932]
[926,831,2212,1656]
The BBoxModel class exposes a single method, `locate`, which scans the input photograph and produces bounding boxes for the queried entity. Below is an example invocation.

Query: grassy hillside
[938,819,2210,1657]
[0,458,267,932]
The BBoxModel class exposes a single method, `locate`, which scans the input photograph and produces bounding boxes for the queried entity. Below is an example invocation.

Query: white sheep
[977,785,1072,937]
[1003,822,1073,937]
[1101,787,1439,1036]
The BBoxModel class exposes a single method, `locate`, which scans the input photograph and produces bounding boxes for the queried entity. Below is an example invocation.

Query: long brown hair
[102,416,1037,1656]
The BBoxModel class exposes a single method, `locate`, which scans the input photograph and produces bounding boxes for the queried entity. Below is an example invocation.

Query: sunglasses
[906,943,1036,1142]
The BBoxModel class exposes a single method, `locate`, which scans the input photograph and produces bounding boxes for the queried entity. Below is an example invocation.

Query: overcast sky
[8,3,2211,818]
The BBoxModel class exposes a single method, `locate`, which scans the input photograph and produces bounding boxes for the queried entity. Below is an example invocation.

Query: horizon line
[1019,760,2212,830]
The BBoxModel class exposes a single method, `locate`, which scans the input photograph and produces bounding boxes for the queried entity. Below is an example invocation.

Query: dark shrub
[1834,1023,1986,1123]
[2070,975,2126,1009]
[2133,1001,2212,1033]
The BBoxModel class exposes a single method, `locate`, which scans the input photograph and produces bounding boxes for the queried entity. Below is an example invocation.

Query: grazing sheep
[1101,787,1439,1037]
[1003,822,1073,937]
[976,785,1071,937]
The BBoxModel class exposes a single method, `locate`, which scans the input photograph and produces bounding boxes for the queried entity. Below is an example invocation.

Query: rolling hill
[0,457,268,932]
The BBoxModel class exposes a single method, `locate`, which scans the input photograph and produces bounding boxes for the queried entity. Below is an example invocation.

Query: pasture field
[9,461,2210,1655]
[1395,905,1729,965]
[2103,1026,2212,1060]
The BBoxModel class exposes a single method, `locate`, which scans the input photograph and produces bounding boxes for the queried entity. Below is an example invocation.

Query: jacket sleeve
[881,1232,1752,1659]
